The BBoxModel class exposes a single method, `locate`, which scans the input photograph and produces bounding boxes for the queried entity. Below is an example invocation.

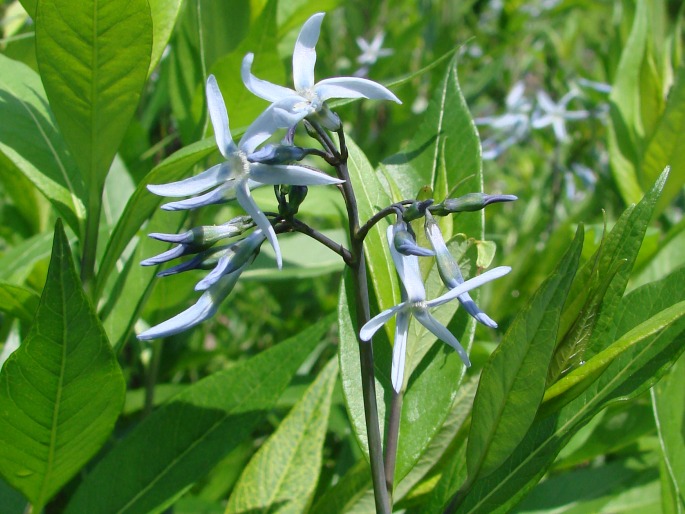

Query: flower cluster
[360,214,511,392]
[476,81,602,159]
[137,13,400,340]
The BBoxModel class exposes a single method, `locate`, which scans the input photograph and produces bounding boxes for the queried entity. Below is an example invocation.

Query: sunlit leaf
[0,220,125,511]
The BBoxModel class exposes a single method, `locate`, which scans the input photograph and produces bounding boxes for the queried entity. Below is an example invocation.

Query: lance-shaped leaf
[0,220,125,511]
[0,54,85,233]
[466,225,583,480]
[0,283,40,324]
[226,358,338,513]
[64,315,333,514]
[35,0,152,192]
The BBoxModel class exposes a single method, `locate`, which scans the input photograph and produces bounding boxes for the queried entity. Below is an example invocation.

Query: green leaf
[0,54,85,233]
[0,282,40,324]
[466,225,583,480]
[0,219,125,511]
[585,169,668,357]
[382,54,482,203]
[0,231,58,284]
[607,0,651,204]
[148,0,183,76]
[95,138,216,299]
[199,0,284,133]
[451,268,685,513]
[652,350,685,507]
[226,358,338,514]
[64,315,333,514]
[35,0,152,192]
[642,66,685,216]
[544,299,685,407]
[309,459,373,514]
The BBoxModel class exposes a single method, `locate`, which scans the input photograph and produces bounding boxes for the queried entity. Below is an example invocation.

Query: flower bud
[393,227,434,257]
[288,185,308,215]
[248,144,309,165]
[402,199,434,222]
[430,193,517,215]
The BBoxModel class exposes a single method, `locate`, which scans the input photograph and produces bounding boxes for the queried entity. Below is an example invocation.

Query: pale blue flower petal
[391,310,410,392]
[239,96,309,154]
[137,270,242,340]
[206,75,237,158]
[315,77,401,103]
[414,310,471,367]
[147,163,231,198]
[293,13,324,91]
[140,245,186,266]
[195,230,264,291]
[359,303,406,341]
[236,179,282,269]
[427,266,511,308]
[156,254,206,277]
[387,224,426,302]
[241,53,297,103]
[161,181,238,211]
[248,163,343,186]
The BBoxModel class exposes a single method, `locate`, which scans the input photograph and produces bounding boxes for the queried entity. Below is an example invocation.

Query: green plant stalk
[80,185,103,298]
[384,389,403,499]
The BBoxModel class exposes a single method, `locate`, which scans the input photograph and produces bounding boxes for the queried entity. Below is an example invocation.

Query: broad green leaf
[607,0,650,204]
[64,315,333,514]
[466,225,583,480]
[642,66,685,216]
[544,299,685,407]
[148,0,183,76]
[0,282,39,323]
[0,54,85,233]
[226,358,338,514]
[0,220,125,511]
[95,137,216,299]
[450,268,685,513]
[35,0,152,192]
[382,54,482,203]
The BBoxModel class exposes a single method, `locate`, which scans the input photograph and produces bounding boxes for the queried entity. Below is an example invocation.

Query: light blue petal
[206,75,237,157]
[156,254,205,277]
[359,303,406,341]
[161,181,238,211]
[414,310,471,367]
[236,179,282,269]
[387,224,425,302]
[391,310,410,393]
[241,53,297,103]
[147,163,232,198]
[140,245,186,266]
[315,77,401,103]
[459,295,498,328]
[293,13,324,91]
[248,163,343,186]
[137,270,242,340]
[195,230,264,291]
[239,96,309,154]
[148,231,194,244]
[427,266,511,308]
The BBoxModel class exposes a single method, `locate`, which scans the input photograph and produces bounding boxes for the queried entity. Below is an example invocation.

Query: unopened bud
[430,193,517,215]
[288,186,308,215]
[403,199,434,221]
[248,144,308,165]
[393,228,434,257]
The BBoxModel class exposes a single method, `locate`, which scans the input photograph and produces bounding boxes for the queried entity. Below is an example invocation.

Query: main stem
[335,158,391,514]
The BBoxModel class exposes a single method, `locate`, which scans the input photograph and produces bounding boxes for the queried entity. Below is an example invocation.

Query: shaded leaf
[148,0,183,76]
[64,315,333,514]
[0,220,125,511]
[466,225,583,480]
[226,358,338,514]
[0,282,40,324]
[0,54,85,233]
